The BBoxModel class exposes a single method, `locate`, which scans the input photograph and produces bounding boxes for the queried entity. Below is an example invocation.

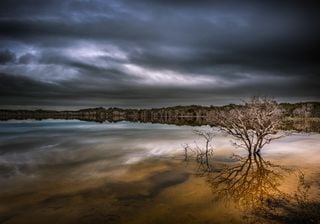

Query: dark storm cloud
[18,53,37,64]
[0,0,319,108]
[0,50,16,64]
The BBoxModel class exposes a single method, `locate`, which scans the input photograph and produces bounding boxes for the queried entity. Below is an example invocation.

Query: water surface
[0,120,320,224]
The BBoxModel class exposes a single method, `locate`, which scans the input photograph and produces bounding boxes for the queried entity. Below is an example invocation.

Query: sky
[0,0,319,109]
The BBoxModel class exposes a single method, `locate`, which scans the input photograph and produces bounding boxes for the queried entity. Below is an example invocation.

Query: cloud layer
[0,0,319,108]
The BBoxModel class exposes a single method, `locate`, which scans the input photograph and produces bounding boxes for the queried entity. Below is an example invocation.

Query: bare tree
[182,128,215,167]
[182,143,191,161]
[193,128,215,163]
[218,97,285,154]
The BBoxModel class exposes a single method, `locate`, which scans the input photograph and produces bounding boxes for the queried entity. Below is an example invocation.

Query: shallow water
[0,120,320,224]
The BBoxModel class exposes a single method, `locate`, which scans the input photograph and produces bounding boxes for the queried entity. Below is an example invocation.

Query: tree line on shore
[1,100,320,133]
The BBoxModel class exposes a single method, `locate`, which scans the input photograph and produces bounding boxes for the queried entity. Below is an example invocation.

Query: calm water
[0,120,320,224]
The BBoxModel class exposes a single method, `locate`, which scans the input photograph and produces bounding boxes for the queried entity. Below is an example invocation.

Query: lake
[0,120,320,224]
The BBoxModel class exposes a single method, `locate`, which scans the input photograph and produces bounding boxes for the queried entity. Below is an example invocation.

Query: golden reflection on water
[199,153,292,210]
[1,154,319,224]
[0,121,320,224]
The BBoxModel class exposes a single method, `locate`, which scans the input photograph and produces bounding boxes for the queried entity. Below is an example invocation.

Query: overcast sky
[0,0,319,109]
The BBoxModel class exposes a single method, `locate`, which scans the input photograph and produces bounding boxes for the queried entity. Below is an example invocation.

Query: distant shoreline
[1,101,319,113]
[1,102,320,132]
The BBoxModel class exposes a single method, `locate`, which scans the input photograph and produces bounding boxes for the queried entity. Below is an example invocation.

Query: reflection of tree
[192,153,320,223]
[184,125,320,223]
[200,153,292,210]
